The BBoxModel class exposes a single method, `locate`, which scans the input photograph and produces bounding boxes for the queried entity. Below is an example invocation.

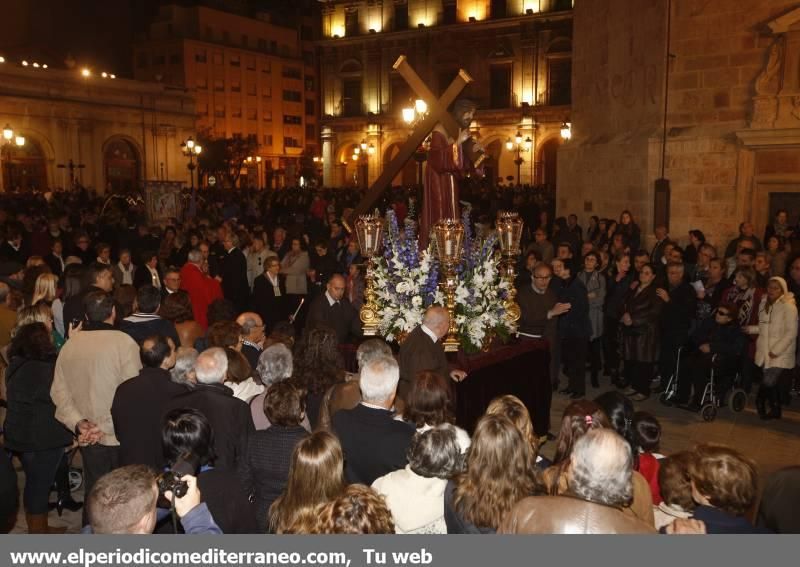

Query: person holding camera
[83,464,221,534]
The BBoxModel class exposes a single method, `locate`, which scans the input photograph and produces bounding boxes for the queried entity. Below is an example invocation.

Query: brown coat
[397,326,449,399]
[621,284,663,363]
[499,495,656,534]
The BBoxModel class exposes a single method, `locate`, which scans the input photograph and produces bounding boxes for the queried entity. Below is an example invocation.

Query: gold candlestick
[355,214,383,336]
[496,211,524,323]
[433,219,465,352]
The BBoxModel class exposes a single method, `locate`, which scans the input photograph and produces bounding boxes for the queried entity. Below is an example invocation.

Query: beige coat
[748,294,798,370]
[50,329,142,446]
[280,251,309,295]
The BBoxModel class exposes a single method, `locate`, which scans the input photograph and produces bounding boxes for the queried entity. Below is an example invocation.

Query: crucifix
[346,56,473,232]
[56,159,86,189]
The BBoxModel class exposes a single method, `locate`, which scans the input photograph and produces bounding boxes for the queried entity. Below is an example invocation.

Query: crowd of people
[0,185,797,535]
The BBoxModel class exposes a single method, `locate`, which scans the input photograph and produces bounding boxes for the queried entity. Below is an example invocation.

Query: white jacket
[372,466,447,534]
[750,295,798,370]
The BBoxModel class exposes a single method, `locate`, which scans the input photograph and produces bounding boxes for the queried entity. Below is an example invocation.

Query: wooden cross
[56,159,86,188]
[346,55,472,225]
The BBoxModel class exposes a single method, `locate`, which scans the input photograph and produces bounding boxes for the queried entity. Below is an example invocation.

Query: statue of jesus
[421,99,480,247]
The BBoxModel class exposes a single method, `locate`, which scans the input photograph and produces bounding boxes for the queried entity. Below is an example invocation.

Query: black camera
[157,452,199,500]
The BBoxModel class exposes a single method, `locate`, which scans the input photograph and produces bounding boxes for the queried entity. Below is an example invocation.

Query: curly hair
[291,326,344,396]
[289,485,394,534]
[485,394,539,459]
[688,444,758,517]
[403,371,455,429]
[453,414,543,531]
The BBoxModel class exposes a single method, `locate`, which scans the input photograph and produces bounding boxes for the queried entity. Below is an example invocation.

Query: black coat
[556,276,591,339]
[0,447,16,532]
[621,284,663,363]
[331,404,415,486]
[251,274,288,332]
[44,253,65,278]
[397,325,449,398]
[660,282,697,341]
[241,343,262,370]
[0,242,26,265]
[62,285,104,336]
[164,383,254,473]
[3,356,72,452]
[240,425,308,532]
[119,314,181,347]
[111,367,189,470]
[220,248,250,312]
[304,293,362,345]
[604,272,634,320]
[133,265,163,290]
[197,468,258,534]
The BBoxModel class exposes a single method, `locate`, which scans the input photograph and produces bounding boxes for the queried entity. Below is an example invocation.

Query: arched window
[104,138,141,193]
[339,59,363,117]
[1,138,47,191]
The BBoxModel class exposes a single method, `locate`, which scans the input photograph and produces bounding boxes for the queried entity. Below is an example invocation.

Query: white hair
[359,355,399,404]
[255,343,293,387]
[356,339,392,371]
[170,347,198,388]
[193,347,229,385]
[568,429,633,507]
[187,249,203,264]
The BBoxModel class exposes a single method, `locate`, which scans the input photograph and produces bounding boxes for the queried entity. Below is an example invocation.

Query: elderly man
[162,267,182,297]
[499,429,655,534]
[164,348,254,471]
[51,291,142,524]
[724,222,763,259]
[246,236,276,291]
[236,311,265,369]
[304,273,362,344]
[331,355,415,485]
[180,248,223,329]
[111,335,185,470]
[397,306,467,399]
[526,228,554,264]
[654,262,697,396]
[62,262,115,336]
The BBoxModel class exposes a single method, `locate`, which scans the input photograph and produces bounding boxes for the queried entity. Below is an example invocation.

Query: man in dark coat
[397,306,466,400]
[308,240,341,298]
[62,262,114,336]
[119,285,181,347]
[133,251,163,291]
[219,232,250,313]
[236,312,265,369]
[553,260,591,398]
[164,348,254,472]
[331,355,415,485]
[251,256,288,333]
[656,262,697,392]
[111,335,186,470]
[304,274,362,345]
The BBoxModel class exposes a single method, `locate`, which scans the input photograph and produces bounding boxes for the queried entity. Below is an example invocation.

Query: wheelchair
[659,347,747,422]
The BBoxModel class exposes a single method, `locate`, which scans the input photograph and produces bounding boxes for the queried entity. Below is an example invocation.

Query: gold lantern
[432,219,465,352]
[496,211,524,323]
[355,214,384,336]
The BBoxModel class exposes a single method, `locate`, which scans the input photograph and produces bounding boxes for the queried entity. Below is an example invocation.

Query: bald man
[397,306,467,399]
[304,274,362,344]
[236,312,265,369]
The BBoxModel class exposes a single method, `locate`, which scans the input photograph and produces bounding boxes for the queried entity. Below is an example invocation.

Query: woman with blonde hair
[31,273,58,307]
[484,395,542,466]
[269,430,346,533]
[13,303,66,350]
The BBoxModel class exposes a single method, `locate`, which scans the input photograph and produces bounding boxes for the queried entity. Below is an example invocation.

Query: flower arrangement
[372,209,516,352]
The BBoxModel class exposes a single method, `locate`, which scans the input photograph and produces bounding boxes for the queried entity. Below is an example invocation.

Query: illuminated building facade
[317,0,573,190]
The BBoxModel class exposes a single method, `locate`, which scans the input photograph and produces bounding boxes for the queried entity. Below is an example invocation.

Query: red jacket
[180,263,223,329]
[637,452,662,505]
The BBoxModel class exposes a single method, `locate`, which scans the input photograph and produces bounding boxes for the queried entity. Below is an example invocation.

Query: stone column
[321,126,336,187]
[366,125,382,187]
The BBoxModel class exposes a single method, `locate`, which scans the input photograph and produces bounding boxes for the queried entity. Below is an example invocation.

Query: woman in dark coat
[604,252,634,385]
[616,210,641,253]
[3,323,73,533]
[620,264,663,400]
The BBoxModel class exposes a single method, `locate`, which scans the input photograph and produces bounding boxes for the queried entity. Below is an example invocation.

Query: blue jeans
[19,447,65,514]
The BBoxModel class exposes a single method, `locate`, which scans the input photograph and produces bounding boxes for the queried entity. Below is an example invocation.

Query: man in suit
[62,262,115,336]
[304,274,362,344]
[655,262,697,394]
[251,256,288,332]
[44,239,66,278]
[119,285,181,347]
[650,225,671,265]
[111,335,186,470]
[162,267,182,299]
[180,249,223,329]
[308,240,341,299]
[236,312,265,369]
[331,355,415,485]
[164,348,254,472]
[133,251,162,291]
[219,232,250,313]
[397,306,467,399]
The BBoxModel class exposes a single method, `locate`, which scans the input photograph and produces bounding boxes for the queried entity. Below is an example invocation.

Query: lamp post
[0,124,25,193]
[505,131,532,186]
[180,137,202,190]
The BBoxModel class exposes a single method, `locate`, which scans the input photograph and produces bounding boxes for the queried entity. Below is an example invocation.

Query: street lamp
[560,121,572,140]
[181,136,202,190]
[0,124,25,193]
[505,131,532,186]
[402,99,428,125]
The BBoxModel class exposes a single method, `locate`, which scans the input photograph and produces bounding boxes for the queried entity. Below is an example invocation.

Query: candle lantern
[355,214,384,336]
[432,219,465,352]
[496,211,524,323]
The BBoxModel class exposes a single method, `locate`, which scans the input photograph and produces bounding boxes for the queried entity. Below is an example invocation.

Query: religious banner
[143,180,183,222]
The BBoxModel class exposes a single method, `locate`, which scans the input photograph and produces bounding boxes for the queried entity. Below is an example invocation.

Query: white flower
[396,281,412,294]
[412,296,422,308]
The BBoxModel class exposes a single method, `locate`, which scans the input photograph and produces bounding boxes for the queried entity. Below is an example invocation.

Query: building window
[196,77,208,90]
[246,57,256,70]
[442,2,456,24]
[282,66,302,80]
[263,87,272,97]
[199,103,209,116]
[214,79,224,91]
[263,134,273,146]
[214,105,225,118]
[232,107,242,118]
[342,79,362,117]
[394,2,408,30]
[263,110,273,121]
[247,83,257,96]
[491,0,507,19]
[247,108,257,120]
[489,65,511,108]
[345,8,359,36]
[303,51,314,67]
[137,52,148,68]
[284,137,301,148]
[548,58,572,105]
[232,81,241,93]
[213,53,223,65]
[283,115,302,125]
[230,55,240,67]
[283,90,302,103]
[305,100,315,116]
[195,50,207,63]
[305,77,315,92]
[262,61,271,73]
[305,124,316,140]
[170,53,181,65]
